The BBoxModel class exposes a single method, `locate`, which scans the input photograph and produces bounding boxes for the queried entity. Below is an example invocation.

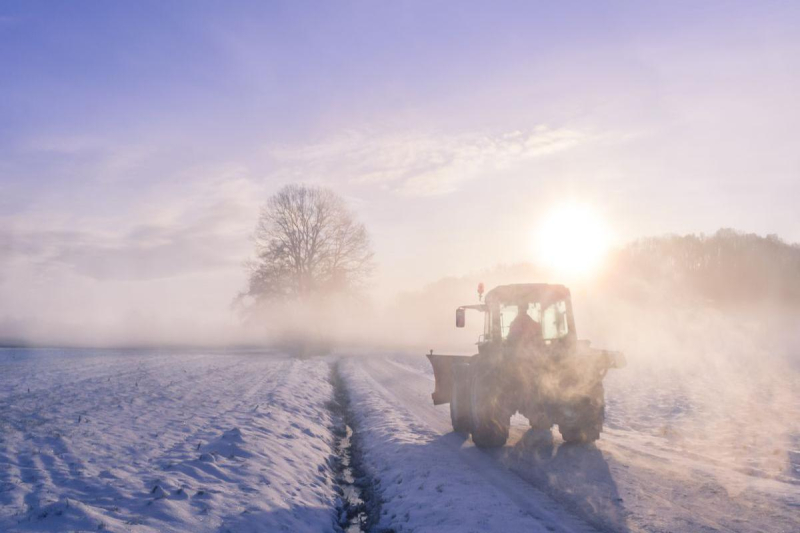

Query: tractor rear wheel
[558,385,604,444]
[469,368,509,448]
[450,364,472,433]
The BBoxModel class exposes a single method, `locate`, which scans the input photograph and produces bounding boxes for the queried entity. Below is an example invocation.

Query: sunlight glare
[535,203,611,278]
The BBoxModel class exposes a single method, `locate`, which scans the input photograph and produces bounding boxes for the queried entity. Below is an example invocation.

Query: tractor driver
[506,303,543,356]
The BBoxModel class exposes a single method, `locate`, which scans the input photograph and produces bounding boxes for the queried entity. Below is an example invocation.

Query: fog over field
[1,2,799,532]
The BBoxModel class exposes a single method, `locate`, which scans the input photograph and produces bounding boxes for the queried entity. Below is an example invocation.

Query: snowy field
[342,354,800,533]
[0,349,338,533]
[1,347,798,533]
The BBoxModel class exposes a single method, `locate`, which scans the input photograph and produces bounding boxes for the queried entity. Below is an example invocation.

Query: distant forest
[400,229,800,313]
[608,229,800,306]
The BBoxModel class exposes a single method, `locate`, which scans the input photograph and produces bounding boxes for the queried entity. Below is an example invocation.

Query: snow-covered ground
[339,356,598,533]
[2,347,798,533]
[0,348,339,533]
[340,353,800,533]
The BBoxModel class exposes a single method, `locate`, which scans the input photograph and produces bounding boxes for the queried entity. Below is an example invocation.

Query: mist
[333,230,799,487]
[2,3,799,531]
[229,227,800,488]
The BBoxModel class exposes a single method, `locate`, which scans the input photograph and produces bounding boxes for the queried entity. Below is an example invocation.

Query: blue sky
[1,1,799,342]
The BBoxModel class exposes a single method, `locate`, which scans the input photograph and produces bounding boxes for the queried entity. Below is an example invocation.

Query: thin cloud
[266,127,588,197]
[2,221,233,282]
[396,128,586,196]
[0,173,264,281]
[23,135,163,185]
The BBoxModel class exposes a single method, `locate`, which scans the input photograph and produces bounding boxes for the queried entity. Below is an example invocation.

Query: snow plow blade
[426,352,474,405]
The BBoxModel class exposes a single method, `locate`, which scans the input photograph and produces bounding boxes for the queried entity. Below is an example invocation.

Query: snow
[339,356,598,533]
[341,353,800,533]
[1,347,798,532]
[0,348,339,533]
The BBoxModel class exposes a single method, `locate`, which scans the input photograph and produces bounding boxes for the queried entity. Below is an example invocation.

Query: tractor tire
[469,367,509,448]
[450,364,472,433]
[558,384,605,444]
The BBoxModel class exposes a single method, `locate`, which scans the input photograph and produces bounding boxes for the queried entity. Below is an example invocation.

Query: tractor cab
[456,283,577,356]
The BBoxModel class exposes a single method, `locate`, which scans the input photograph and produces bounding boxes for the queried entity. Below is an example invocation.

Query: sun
[534,203,611,278]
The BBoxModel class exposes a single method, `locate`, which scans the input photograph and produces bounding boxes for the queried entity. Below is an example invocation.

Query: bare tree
[238,184,374,310]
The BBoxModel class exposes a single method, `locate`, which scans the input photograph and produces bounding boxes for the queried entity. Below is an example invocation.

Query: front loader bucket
[426,353,474,405]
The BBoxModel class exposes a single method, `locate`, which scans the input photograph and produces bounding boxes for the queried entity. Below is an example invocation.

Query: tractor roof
[484,283,571,305]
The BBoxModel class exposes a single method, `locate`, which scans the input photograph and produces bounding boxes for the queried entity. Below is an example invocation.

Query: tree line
[235,184,799,319]
[607,229,800,306]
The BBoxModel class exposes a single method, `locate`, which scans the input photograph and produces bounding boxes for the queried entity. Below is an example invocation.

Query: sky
[1,1,799,344]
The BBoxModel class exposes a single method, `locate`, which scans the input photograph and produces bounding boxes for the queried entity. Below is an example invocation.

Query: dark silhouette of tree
[237,184,374,311]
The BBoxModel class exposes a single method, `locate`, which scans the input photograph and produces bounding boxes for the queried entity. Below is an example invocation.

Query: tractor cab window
[499,302,542,340]
[541,300,569,341]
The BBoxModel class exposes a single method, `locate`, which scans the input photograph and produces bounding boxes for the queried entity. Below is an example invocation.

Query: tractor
[427,283,625,447]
